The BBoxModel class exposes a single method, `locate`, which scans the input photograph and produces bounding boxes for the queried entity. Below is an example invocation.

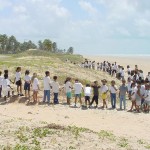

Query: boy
[73,79,83,107]
[84,84,92,108]
[51,76,60,104]
[143,84,150,112]
[90,81,101,108]
[119,80,128,110]
[43,71,51,104]
[0,71,3,98]
[2,74,13,101]
[101,79,109,108]
[109,80,118,109]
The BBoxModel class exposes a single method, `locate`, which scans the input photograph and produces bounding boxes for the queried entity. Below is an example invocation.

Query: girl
[143,84,150,112]
[31,73,40,103]
[64,77,72,105]
[135,84,142,113]
[127,77,132,100]
[101,79,108,109]
[14,67,23,96]
[128,82,137,112]
[24,70,31,98]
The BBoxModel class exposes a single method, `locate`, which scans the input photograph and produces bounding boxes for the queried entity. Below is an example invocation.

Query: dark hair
[4,70,8,74]
[65,77,71,84]
[53,76,57,80]
[75,79,79,82]
[131,82,135,88]
[16,67,21,72]
[45,71,50,76]
[4,74,8,79]
[86,84,90,87]
[25,70,30,75]
[0,71,2,75]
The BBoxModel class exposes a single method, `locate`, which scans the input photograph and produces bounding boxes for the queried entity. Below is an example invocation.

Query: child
[0,71,3,98]
[14,67,23,96]
[64,77,72,105]
[51,76,60,104]
[143,84,150,112]
[2,74,13,101]
[128,82,137,112]
[101,79,109,108]
[135,84,142,113]
[121,67,125,80]
[31,73,40,103]
[119,80,128,110]
[43,71,51,104]
[127,77,132,100]
[90,81,100,108]
[73,79,83,107]
[109,80,118,109]
[24,70,31,98]
[84,84,92,108]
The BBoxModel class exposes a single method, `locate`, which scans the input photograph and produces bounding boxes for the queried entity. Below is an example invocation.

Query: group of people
[81,59,150,82]
[0,64,150,113]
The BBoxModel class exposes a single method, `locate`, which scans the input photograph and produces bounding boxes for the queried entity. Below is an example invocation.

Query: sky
[0,0,150,55]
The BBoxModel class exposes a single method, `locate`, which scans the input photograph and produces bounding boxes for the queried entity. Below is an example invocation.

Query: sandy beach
[85,55,150,76]
[0,53,150,149]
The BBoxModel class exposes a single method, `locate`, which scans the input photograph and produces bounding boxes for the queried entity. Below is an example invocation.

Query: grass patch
[98,130,116,141]
[118,137,129,148]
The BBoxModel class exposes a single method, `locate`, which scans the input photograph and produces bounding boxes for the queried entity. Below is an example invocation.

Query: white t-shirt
[65,81,72,93]
[84,87,92,96]
[144,90,150,101]
[100,85,108,93]
[43,76,51,90]
[2,79,10,89]
[51,81,59,93]
[0,75,3,86]
[127,81,132,91]
[32,78,39,90]
[146,75,150,81]
[131,86,137,100]
[15,72,21,82]
[140,85,145,96]
[24,75,31,82]
[121,70,125,77]
[109,85,118,94]
[74,82,83,94]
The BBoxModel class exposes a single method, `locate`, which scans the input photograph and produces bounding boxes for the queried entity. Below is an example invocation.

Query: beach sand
[0,54,150,149]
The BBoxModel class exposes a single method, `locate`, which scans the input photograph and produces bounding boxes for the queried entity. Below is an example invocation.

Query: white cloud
[0,0,150,54]
[79,1,98,15]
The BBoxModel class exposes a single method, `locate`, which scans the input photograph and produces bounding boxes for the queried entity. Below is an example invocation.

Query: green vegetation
[118,137,129,148]
[98,130,116,141]
[0,34,74,54]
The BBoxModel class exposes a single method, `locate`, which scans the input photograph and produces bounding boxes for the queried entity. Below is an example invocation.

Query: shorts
[85,96,90,101]
[128,91,132,95]
[66,92,72,99]
[144,100,150,106]
[16,80,22,86]
[24,82,30,91]
[101,93,107,100]
[112,70,116,73]
[75,94,81,98]
[136,101,141,106]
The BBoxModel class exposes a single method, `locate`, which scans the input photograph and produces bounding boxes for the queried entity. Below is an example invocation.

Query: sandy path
[0,103,150,141]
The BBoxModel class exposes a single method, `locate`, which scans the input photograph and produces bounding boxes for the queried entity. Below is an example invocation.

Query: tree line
[0,34,74,54]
